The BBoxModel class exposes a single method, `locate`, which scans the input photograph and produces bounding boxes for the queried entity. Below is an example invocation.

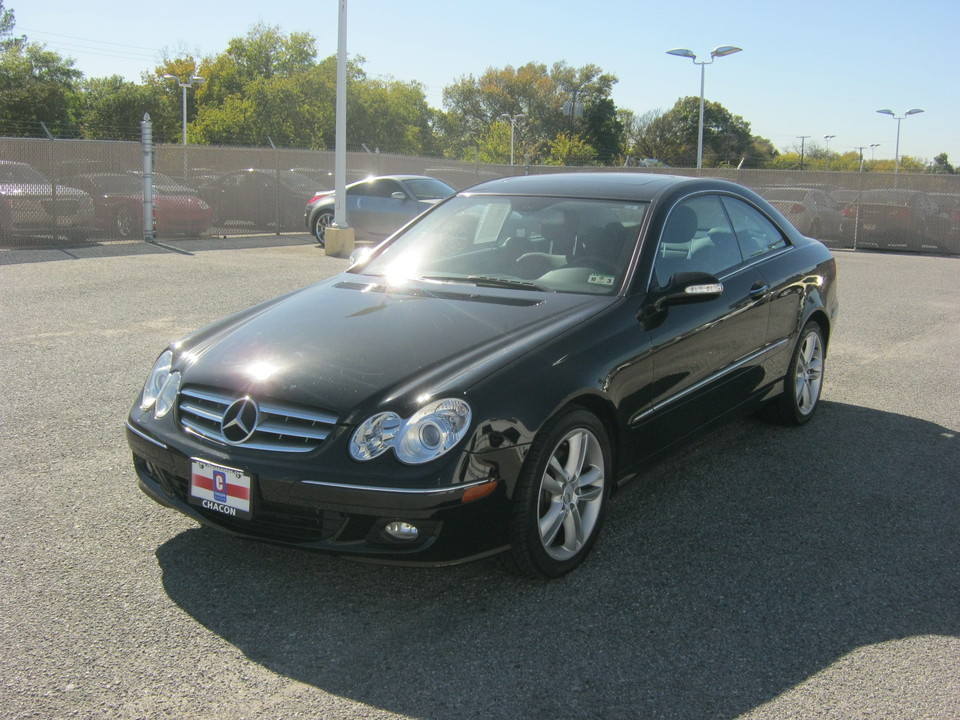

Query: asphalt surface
[1,236,958,719]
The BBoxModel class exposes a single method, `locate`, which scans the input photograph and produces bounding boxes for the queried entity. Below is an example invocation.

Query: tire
[312,209,334,245]
[116,206,137,238]
[504,407,612,578]
[770,321,825,425]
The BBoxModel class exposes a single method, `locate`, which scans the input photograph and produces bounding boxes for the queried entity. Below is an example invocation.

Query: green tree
[74,75,164,140]
[931,153,955,174]
[644,97,775,168]
[582,97,623,165]
[0,41,81,136]
[348,77,439,155]
[441,61,620,164]
[543,132,596,166]
[0,0,22,51]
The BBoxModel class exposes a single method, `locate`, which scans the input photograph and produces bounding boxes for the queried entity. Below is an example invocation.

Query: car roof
[462,172,732,202]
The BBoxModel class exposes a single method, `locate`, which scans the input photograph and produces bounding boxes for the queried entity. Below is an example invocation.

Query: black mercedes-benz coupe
[127,173,839,577]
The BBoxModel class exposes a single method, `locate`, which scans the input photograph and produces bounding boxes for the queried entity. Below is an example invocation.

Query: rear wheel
[504,407,612,578]
[312,210,334,245]
[770,321,825,425]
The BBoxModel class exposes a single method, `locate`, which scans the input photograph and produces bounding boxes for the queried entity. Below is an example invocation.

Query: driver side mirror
[655,271,724,310]
[638,271,724,327]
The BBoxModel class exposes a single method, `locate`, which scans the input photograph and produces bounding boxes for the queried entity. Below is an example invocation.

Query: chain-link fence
[1,136,957,254]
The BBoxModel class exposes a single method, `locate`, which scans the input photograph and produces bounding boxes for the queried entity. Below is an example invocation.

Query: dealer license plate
[189,459,253,520]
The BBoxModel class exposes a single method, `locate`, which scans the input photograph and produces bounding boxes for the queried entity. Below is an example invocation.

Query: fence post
[40,122,61,240]
[141,113,155,243]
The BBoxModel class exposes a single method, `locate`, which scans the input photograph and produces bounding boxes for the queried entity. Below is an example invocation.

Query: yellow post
[324,227,355,258]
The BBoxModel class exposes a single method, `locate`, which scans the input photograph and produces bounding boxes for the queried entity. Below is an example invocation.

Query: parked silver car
[305,175,455,244]
[0,161,95,243]
[758,186,842,240]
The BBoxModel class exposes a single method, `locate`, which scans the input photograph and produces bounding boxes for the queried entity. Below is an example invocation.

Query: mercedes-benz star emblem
[221,397,260,444]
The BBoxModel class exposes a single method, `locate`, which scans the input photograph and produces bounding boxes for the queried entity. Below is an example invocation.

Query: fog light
[384,521,419,541]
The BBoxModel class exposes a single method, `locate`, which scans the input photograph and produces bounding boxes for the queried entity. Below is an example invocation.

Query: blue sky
[15,0,960,164]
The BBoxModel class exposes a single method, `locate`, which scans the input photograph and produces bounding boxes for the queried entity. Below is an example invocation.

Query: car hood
[172,274,612,423]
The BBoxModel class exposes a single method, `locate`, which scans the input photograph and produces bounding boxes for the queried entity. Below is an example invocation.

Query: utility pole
[796,136,810,170]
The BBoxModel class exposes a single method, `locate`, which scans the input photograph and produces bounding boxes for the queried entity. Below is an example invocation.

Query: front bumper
[127,421,512,565]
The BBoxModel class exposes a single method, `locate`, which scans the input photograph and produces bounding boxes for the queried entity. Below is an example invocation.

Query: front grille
[178,385,338,453]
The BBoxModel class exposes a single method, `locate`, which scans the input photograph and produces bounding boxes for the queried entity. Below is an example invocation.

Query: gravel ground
[1,237,957,719]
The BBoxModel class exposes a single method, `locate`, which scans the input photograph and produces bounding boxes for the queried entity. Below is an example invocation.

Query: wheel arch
[562,393,621,489]
[803,307,832,354]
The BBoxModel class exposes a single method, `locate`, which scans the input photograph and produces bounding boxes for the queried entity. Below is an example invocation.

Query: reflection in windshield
[355,195,647,296]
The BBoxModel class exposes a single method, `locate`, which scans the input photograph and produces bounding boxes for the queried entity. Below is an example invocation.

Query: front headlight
[139,349,181,419]
[139,350,173,412]
[350,398,472,465]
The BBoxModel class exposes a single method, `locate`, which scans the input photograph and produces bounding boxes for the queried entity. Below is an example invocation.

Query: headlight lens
[154,371,181,418]
[139,350,173,412]
[350,398,472,465]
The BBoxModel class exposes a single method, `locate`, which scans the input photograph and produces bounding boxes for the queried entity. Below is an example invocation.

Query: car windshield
[279,171,319,191]
[354,195,647,296]
[404,178,456,200]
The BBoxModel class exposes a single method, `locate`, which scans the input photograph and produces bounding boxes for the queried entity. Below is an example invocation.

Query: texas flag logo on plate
[189,459,252,520]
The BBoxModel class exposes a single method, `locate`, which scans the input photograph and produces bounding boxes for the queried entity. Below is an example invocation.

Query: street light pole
[876,108,924,173]
[666,45,742,170]
[162,74,206,144]
[823,134,836,170]
[500,113,526,166]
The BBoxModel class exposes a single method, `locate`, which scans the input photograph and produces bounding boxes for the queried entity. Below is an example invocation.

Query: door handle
[749,282,769,298]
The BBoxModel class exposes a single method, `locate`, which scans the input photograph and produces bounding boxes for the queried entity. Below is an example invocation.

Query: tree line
[1,5,955,174]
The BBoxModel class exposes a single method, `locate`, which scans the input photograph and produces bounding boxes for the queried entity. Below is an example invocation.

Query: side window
[364,180,404,199]
[720,196,788,259]
[348,181,372,197]
[653,195,743,287]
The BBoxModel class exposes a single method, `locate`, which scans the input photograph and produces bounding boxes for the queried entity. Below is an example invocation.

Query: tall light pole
[869,143,880,161]
[666,45,742,170]
[500,113,525,166]
[162,74,206,144]
[876,108,924,173]
[823,134,836,170]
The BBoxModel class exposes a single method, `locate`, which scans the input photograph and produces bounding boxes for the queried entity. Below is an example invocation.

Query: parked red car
[68,174,213,239]
[839,189,956,254]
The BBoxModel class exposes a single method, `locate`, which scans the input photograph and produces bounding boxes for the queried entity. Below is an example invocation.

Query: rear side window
[720,196,788,259]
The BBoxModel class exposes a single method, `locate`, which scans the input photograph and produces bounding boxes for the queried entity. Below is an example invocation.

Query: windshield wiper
[422,274,544,291]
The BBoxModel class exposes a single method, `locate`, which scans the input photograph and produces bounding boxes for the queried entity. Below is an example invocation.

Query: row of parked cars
[1,159,956,254]
[0,160,458,246]
[758,184,960,254]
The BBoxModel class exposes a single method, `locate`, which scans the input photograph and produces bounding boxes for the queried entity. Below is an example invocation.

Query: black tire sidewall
[313,210,333,243]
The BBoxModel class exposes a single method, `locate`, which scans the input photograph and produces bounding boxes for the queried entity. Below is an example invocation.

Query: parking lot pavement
[1,245,957,719]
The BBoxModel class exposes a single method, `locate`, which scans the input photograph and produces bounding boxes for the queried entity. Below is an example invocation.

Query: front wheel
[770,321,825,425]
[504,408,612,578]
[311,210,334,245]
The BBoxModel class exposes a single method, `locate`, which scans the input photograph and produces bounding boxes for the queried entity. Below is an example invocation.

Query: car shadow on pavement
[155,400,959,719]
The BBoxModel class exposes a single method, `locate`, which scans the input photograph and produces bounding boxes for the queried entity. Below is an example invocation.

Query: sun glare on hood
[245,359,282,382]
